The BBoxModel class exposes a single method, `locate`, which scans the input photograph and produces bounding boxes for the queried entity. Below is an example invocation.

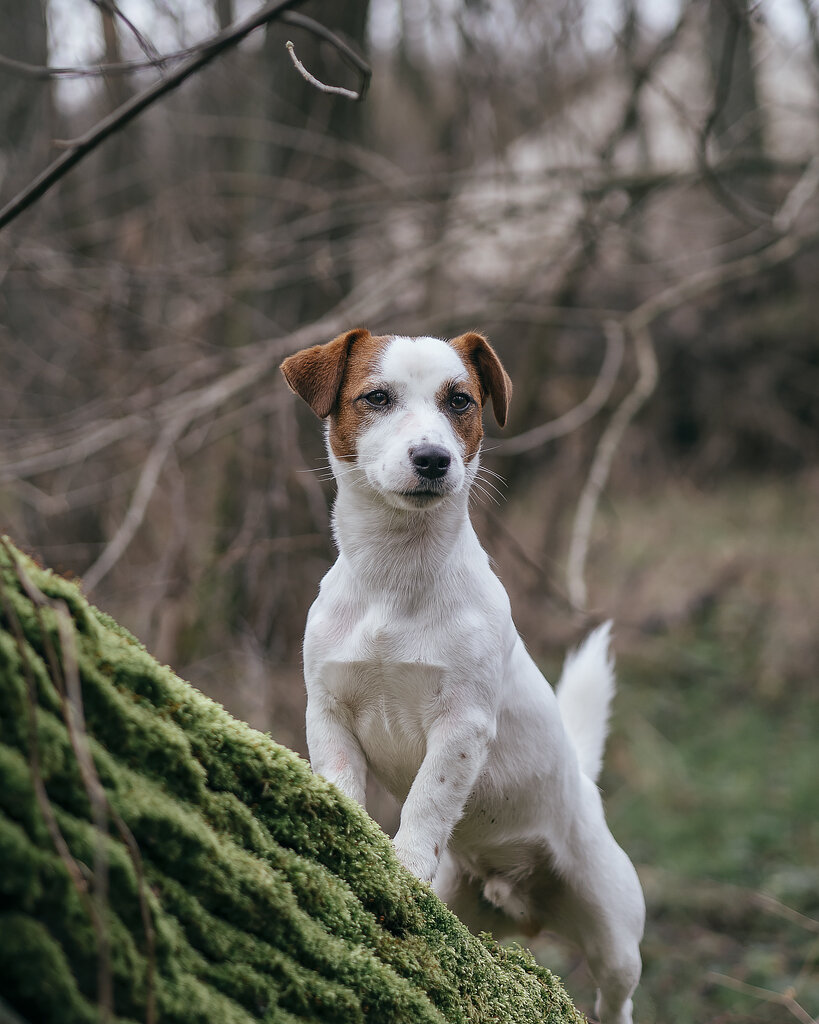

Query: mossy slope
[0,539,583,1024]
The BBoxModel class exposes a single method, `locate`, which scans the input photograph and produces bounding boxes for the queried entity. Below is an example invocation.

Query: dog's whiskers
[469,481,501,507]
[474,469,507,501]
[477,465,507,485]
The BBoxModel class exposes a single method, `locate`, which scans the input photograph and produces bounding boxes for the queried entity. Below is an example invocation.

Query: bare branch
[0,0,310,230]
[496,321,625,455]
[0,234,469,486]
[566,319,658,611]
[565,224,819,611]
[773,154,819,233]
[286,40,367,101]
[82,415,188,592]
[0,47,198,80]
[705,972,817,1024]
[90,0,161,65]
[0,8,370,93]
[283,11,371,101]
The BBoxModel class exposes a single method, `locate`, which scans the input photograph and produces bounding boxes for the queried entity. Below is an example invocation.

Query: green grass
[609,634,819,1023]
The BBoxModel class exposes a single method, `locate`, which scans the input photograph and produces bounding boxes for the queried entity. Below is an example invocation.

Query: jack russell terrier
[281,329,645,1024]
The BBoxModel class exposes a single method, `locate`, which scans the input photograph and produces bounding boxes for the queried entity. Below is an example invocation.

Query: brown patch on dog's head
[448,332,512,428]
[280,328,370,419]
[435,372,484,462]
[280,328,391,461]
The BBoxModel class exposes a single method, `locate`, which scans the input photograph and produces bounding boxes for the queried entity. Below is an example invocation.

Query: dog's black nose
[411,444,451,480]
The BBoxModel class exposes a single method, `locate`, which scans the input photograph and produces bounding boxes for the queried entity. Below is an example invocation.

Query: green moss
[0,538,583,1024]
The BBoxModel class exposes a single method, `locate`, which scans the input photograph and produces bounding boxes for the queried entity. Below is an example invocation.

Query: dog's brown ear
[450,332,513,428]
[280,328,372,418]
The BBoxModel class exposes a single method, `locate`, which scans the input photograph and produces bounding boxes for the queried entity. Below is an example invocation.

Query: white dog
[281,329,645,1024]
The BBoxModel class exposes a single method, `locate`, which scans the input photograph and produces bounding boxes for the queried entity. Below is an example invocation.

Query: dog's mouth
[400,486,445,500]
[389,484,448,509]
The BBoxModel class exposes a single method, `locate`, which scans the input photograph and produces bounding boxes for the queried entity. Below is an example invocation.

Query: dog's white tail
[555,621,616,783]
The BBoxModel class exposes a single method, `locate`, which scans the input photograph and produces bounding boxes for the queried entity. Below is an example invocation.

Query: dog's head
[281,329,511,510]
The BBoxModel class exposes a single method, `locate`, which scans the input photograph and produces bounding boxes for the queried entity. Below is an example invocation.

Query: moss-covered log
[0,539,583,1024]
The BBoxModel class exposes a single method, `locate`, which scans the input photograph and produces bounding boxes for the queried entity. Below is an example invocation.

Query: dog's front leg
[393,713,493,883]
[306,691,368,807]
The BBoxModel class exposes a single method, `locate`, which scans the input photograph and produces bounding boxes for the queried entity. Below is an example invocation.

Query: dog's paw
[392,833,439,884]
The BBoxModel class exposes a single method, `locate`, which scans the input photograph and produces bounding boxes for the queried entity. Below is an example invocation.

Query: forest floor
[531,471,819,1023]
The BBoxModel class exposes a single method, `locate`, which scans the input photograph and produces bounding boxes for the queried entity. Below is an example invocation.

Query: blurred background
[1,0,818,1020]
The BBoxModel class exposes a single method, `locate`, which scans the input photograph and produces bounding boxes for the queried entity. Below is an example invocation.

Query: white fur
[556,620,616,784]
[298,335,645,1024]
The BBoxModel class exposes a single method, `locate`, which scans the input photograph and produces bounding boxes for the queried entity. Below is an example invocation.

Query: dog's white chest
[307,604,450,798]
[329,659,446,799]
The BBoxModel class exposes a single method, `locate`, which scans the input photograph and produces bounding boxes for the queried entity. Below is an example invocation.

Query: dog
[280,329,645,1024]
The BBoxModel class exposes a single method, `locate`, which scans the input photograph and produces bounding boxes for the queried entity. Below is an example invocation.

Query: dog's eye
[449,393,472,412]
[363,390,390,408]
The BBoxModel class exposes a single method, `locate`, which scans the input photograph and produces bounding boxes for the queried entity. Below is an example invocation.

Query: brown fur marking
[280,329,393,463]
[280,328,372,419]
[435,374,484,463]
[448,332,513,427]
[328,331,393,461]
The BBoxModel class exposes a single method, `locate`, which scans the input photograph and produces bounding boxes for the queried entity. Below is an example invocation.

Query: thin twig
[91,0,162,65]
[705,971,817,1024]
[0,413,150,482]
[286,40,365,101]
[773,154,819,233]
[751,891,819,934]
[54,603,113,1022]
[697,2,765,226]
[283,11,371,101]
[0,48,198,80]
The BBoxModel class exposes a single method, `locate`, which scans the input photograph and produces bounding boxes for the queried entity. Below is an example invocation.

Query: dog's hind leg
[530,837,644,1024]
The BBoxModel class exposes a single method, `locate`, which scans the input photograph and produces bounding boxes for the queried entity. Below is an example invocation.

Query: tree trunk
[0,538,583,1024]
[0,0,50,196]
